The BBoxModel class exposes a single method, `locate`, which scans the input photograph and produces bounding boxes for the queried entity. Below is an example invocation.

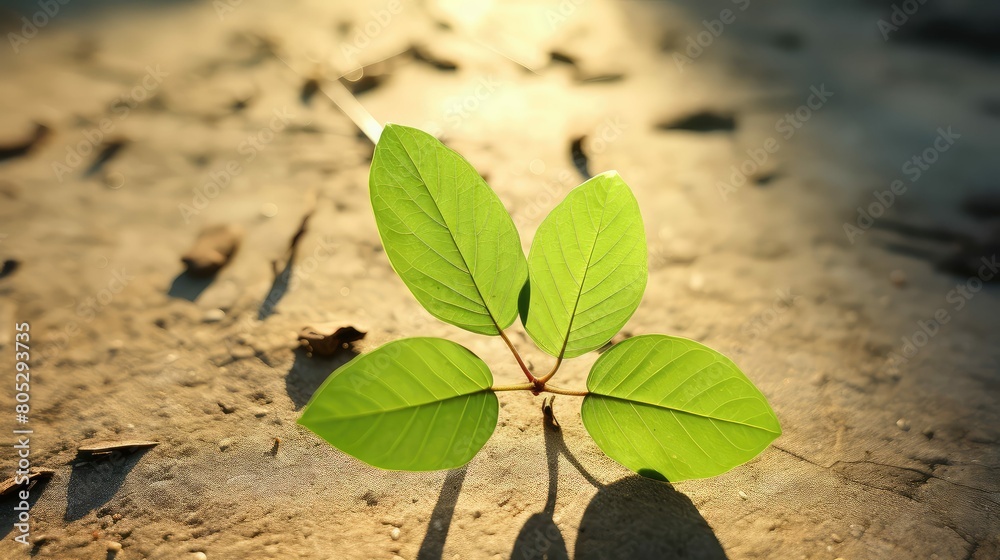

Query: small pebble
[889,270,907,287]
[107,541,122,552]
[251,407,267,418]
[896,418,911,431]
[218,438,234,451]
[472,510,481,519]
[390,527,400,541]
[738,490,748,500]
[202,309,225,323]
[831,533,843,543]
[193,553,208,560]
[260,202,278,218]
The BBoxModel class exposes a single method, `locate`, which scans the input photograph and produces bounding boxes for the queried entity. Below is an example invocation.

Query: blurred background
[0,0,998,559]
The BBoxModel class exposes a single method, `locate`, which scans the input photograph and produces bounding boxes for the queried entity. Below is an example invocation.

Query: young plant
[299,124,781,482]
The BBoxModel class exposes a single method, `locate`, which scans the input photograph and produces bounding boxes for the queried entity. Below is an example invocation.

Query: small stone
[202,309,225,323]
[218,438,234,451]
[193,553,208,560]
[107,541,122,552]
[472,510,481,519]
[889,270,907,287]
[390,527,401,540]
[896,418,910,431]
[218,401,236,414]
[260,203,278,218]
[738,490,748,500]
[831,533,843,543]
[251,407,267,418]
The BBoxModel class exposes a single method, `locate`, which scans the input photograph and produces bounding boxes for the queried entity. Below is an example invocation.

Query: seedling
[299,124,781,482]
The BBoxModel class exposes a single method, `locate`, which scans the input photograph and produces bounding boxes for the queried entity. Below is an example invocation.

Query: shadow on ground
[509,401,726,560]
[285,347,357,409]
[0,478,52,542]
[167,270,215,302]
[65,449,152,521]
[416,468,468,560]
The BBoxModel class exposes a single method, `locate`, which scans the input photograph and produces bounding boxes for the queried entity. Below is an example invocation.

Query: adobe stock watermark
[52,65,169,182]
[888,254,998,366]
[843,126,959,244]
[178,107,295,223]
[212,0,243,20]
[341,1,403,65]
[877,0,928,41]
[7,0,72,53]
[718,84,833,201]
[673,0,751,72]
[545,0,587,30]
[438,75,501,132]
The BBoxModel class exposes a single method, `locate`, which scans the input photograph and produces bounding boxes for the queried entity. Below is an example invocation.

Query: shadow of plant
[417,468,467,560]
[510,401,727,560]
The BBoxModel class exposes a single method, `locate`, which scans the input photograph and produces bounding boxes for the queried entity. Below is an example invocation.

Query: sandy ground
[0,0,998,558]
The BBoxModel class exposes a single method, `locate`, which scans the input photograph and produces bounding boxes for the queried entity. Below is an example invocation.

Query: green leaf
[370,124,527,335]
[298,337,499,471]
[581,335,781,482]
[521,171,647,358]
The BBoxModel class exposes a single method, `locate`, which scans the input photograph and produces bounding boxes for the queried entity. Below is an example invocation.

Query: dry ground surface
[0,0,998,558]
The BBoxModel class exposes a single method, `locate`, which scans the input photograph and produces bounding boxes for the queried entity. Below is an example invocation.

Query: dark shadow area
[260,199,315,320]
[166,270,215,302]
[284,347,357,409]
[83,139,127,177]
[569,137,591,180]
[0,258,20,279]
[574,478,727,560]
[258,257,292,320]
[656,111,736,133]
[0,474,53,541]
[0,123,48,162]
[509,398,726,559]
[511,400,572,560]
[416,467,467,560]
[65,448,151,521]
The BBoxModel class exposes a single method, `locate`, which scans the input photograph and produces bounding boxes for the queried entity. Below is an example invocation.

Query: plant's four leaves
[521,172,647,358]
[581,335,781,481]
[370,124,527,335]
[298,337,499,471]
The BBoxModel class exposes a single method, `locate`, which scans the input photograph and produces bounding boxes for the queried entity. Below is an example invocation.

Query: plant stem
[490,382,536,392]
[498,329,536,383]
[542,383,588,397]
[536,357,562,384]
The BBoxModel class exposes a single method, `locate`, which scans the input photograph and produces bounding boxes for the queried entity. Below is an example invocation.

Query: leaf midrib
[391,127,508,333]
[324,389,493,421]
[554,186,612,359]
[585,393,781,434]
